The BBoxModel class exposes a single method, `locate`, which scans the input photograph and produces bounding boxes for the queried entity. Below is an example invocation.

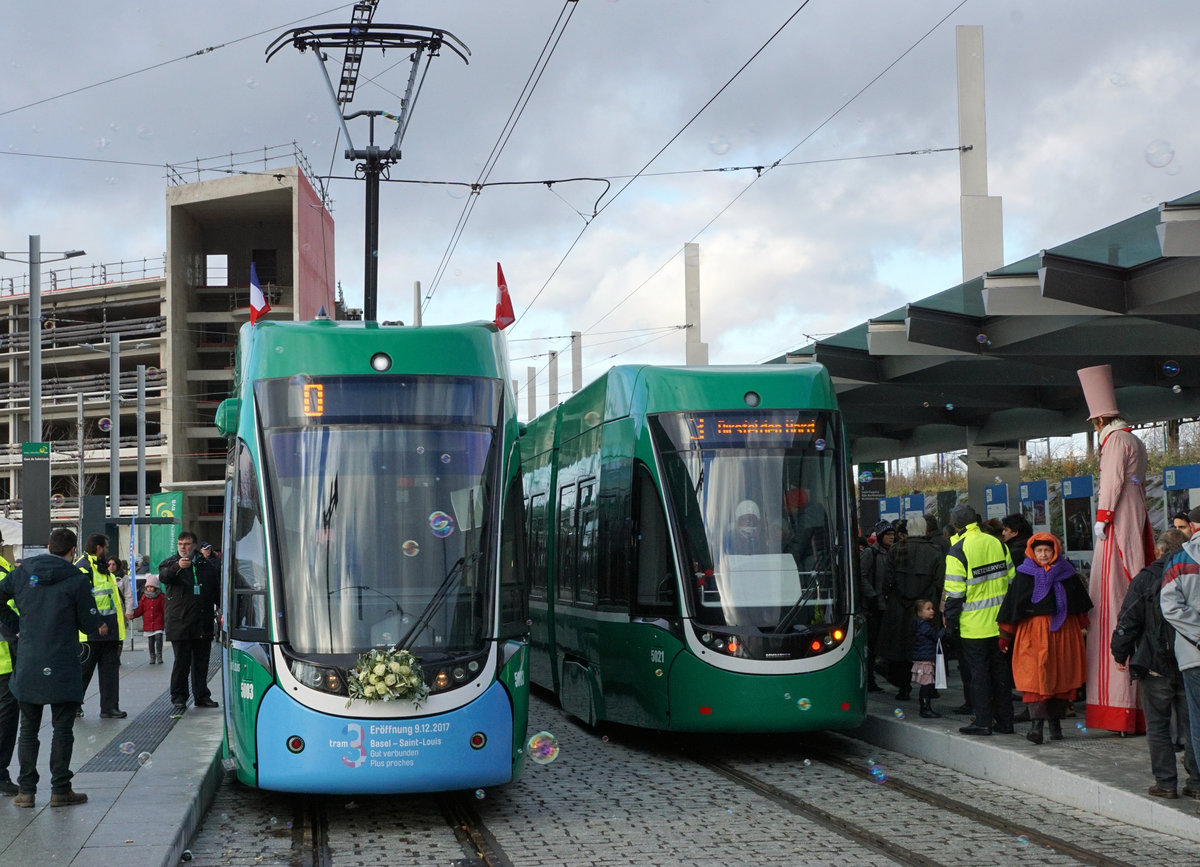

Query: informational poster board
[1061,475,1095,556]
[878,496,901,524]
[984,483,1008,521]
[1163,464,1200,525]
[902,493,925,519]
[1019,480,1050,533]
[857,462,886,532]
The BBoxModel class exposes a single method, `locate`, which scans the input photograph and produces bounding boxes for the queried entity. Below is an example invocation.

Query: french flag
[250,262,271,325]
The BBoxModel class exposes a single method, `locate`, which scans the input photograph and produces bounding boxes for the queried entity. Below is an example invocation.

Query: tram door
[624,465,682,729]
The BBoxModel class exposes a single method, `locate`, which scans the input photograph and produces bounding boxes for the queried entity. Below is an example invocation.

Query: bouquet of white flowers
[345,647,430,709]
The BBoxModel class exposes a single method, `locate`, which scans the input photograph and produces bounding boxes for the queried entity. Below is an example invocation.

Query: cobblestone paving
[185,693,1200,865]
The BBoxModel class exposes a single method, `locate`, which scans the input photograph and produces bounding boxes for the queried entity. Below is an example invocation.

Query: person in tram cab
[727,500,768,555]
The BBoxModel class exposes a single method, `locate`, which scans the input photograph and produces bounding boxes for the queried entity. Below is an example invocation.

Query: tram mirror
[215,398,241,436]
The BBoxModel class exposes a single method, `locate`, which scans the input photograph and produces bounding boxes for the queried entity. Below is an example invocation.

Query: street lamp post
[0,235,84,548]
[0,236,85,439]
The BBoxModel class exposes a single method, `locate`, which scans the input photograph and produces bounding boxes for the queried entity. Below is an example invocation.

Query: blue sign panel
[878,497,901,523]
[1019,480,1048,504]
[902,494,925,516]
[1164,464,1200,491]
[984,484,1009,520]
[1061,475,1094,500]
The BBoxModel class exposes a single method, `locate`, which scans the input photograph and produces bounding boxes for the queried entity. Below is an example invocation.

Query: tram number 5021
[240,682,254,701]
[649,649,665,664]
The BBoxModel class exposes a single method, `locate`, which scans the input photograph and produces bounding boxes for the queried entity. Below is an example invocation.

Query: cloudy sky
[2,1,1197,418]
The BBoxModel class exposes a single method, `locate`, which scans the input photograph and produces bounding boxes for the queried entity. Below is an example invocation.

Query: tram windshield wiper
[395,553,476,650]
[774,569,828,634]
[326,584,407,622]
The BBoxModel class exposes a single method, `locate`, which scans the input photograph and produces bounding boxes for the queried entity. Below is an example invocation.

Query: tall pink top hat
[1077,364,1119,420]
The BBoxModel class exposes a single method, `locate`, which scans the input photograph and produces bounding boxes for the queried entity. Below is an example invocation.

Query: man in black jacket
[1111,528,1200,799]
[159,531,220,712]
[0,528,105,807]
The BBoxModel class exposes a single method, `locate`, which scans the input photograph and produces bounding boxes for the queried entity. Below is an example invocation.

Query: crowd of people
[855,364,1200,809]
[0,528,220,808]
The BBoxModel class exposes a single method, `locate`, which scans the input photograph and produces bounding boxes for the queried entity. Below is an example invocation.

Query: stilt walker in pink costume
[1078,364,1154,733]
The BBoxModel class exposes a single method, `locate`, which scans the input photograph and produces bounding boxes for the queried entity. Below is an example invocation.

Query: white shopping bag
[934,639,947,691]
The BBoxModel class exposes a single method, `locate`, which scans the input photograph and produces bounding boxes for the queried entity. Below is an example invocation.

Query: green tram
[520,364,866,732]
[214,319,530,794]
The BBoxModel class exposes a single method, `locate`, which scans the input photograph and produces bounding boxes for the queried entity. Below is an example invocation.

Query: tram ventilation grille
[80,645,222,773]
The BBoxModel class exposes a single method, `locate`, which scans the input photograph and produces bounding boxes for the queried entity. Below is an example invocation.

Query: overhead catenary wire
[0,3,355,119]
[507,1,812,333]
[421,0,580,316]
[583,0,972,334]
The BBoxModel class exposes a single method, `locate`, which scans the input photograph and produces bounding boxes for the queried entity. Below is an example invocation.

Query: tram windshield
[256,375,501,658]
[650,410,845,631]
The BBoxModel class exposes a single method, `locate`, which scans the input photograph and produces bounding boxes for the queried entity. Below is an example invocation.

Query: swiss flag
[249,261,271,325]
[493,263,515,330]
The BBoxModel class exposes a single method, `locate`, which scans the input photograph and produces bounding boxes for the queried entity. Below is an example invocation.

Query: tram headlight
[287,659,348,696]
[434,671,451,690]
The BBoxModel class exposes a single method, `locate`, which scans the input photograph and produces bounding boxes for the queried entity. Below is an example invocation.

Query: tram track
[690,748,1136,867]
[288,796,332,867]
[277,789,512,867]
[440,792,515,867]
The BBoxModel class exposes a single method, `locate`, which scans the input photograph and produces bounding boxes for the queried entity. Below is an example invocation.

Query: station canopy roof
[773,191,1200,462]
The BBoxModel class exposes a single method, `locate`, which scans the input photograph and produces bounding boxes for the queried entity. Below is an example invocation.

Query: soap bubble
[1173,385,1183,394]
[802,758,811,766]
[709,136,732,155]
[428,511,454,538]
[945,403,955,411]
[870,765,888,784]
[601,736,609,743]
[797,697,812,711]
[51,494,64,507]
[1163,360,1181,376]
[137,751,152,767]
[474,788,486,799]
[29,576,38,587]
[42,667,51,676]
[814,438,826,451]
[1017,835,1030,846]
[402,540,420,557]
[1145,139,1175,169]
[783,693,791,700]
[99,418,112,432]
[893,708,905,719]
[527,731,560,764]
[440,453,451,464]
[976,332,988,344]
[119,741,136,755]
[416,446,425,454]
[922,401,931,407]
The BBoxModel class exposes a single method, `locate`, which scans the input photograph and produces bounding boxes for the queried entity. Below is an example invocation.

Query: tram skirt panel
[255,680,515,794]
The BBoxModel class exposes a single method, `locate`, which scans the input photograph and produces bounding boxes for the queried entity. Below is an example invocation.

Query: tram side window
[598,456,633,607]
[499,482,529,638]
[633,464,675,613]
[576,479,598,604]
[556,483,576,601]
[230,440,269,637]
[527,493,548,601]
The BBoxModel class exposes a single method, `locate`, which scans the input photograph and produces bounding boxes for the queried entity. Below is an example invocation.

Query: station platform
[0,643,224,867]
[858,675,1200,845]
[4,652,1200,866]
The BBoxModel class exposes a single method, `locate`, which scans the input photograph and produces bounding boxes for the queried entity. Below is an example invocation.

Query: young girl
[126,575,167,664]
[911,598,944,718]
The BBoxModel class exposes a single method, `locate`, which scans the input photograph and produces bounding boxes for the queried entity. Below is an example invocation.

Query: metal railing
[1,316,165,352]
[164,141,331,210]
[0,256,165,297]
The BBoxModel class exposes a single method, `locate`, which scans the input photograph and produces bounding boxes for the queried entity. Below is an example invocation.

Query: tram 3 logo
[340,723,367,768]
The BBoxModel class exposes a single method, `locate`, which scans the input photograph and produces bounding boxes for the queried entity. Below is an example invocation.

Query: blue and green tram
[520,364,865,732]
[215,319,529,794]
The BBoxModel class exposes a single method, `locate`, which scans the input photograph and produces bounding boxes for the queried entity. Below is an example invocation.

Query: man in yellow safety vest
[75,534,126,719]
[944,504,1015,736]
